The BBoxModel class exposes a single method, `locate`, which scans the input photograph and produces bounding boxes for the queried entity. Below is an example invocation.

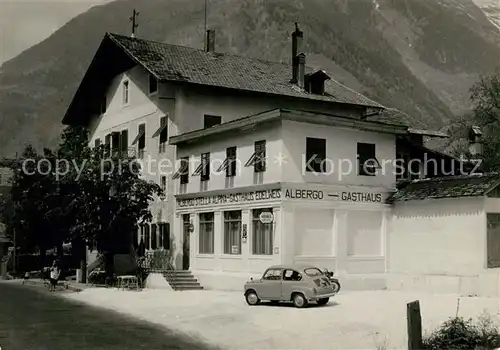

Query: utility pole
[130,9,139,38]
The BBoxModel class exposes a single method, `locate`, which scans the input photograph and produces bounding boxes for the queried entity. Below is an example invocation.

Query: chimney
[291,23,304,84]
[468,125,483,156]
[205,29,215,52]
[297,53,306,89]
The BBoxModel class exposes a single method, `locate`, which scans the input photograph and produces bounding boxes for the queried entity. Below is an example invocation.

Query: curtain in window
[252,208,273,255]
[199,213,214,254]
[224,211,242,254]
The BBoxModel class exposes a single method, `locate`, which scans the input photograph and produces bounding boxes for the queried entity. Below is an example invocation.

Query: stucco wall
[388,197,497,296]
[282,120,397,188]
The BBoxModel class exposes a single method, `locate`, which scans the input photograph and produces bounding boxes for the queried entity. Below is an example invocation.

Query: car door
[281,269,302,300]
[259,268,283,300]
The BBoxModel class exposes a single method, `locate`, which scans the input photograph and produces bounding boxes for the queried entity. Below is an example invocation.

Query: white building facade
[170,109,405,290]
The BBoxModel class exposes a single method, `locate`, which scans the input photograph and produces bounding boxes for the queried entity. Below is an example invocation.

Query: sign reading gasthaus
[176,187,385,208]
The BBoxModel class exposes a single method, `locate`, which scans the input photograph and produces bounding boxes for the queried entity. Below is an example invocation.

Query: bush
[423,314,500,350]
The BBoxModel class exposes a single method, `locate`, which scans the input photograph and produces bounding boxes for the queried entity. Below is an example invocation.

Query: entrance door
[182,214,191,270]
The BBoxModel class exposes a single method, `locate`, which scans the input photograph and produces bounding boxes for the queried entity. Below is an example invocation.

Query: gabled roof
[63,32,385,125]
[388,173,500,202]
[108,33,383,107]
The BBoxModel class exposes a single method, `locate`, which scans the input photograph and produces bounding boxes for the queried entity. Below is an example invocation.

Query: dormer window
[149,74,158,94]
[304,70,331,95]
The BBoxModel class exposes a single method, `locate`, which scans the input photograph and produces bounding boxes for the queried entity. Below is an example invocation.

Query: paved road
[0,282,214,350]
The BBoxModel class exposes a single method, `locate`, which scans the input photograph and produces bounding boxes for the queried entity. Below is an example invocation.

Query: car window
[263,269,282,280]
[283,269,302,281]
[304,268,323,277]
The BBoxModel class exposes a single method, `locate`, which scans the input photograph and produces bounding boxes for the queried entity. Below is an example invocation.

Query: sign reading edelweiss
[176,188,384,208]
[176,189,281,208]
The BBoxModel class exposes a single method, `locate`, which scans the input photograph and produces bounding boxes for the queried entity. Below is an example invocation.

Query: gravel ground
[63,288,500,349]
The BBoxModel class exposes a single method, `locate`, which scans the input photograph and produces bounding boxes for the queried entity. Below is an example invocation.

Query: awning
[192,162,204,176]
[172,161,189,180]
[217,158,230,172]
[245,152,265,167]
[152,123,167,138]
[131,130,145,145]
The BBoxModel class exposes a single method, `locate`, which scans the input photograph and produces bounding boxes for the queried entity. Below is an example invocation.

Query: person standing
[49,260,60,292]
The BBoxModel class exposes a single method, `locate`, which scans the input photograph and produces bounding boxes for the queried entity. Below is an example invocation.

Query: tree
[56,126,162,278]
[464,71,500,172]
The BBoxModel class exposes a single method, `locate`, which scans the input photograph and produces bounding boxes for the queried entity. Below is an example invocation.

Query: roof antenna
[130,9,139,38]
[204,0,208,48]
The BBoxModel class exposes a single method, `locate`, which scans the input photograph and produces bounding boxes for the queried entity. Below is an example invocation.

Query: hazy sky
[0,0,114,64]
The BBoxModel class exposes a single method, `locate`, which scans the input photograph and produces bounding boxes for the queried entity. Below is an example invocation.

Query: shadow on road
[0,282,217,350]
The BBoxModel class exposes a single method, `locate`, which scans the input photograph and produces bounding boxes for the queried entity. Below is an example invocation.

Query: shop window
[305,137,326,173]
[199,213,214,254]
[245,140,266,173]
[262,268,282,281]
[487,214,500,268]
[357,142,380,176]
[224,211,242,255]
[252,208,273,255]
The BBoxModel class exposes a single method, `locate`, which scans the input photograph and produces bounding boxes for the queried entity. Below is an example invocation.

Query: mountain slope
[1,0,499,157]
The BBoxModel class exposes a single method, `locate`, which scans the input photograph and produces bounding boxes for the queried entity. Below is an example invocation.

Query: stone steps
[163,270,203,291]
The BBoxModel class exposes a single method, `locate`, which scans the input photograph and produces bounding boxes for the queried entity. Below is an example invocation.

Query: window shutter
[163,223,170,249]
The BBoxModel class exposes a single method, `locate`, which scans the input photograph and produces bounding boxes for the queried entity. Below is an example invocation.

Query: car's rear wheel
[292,293,308,308]
[317,297,329,306]
[245,290,260,306]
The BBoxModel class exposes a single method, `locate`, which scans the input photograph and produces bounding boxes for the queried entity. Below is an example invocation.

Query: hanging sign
[259,212,274,224]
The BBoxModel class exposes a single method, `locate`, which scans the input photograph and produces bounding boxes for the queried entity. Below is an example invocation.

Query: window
[153,116,168,153]
[245,140,266,172]
[149,74,158,94]
[224,211,241,255]
[218,147,237,177]
[199,213,214,254]
[283,269,302,281]
[305,137,326,173]
[123,80,129,105]
[111,132,120,155]
[132,123,146,158]
[94,138,101,148]
[357,142,380,176]
[488,214,500,268]
[120,130,128,156]
[262,268,282,281]
[160,176,167,197]
[151,224,157,250]
[173,157,190,185]
[193,153,210,182]
[104,134,111,157]
[304,268,324,277]
[204,115,221,128]
[252,208,273,255]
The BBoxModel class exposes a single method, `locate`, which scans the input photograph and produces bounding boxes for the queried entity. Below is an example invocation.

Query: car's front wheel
[317,297,329,306]
[292,293,308,308]
[245,290,260,306]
